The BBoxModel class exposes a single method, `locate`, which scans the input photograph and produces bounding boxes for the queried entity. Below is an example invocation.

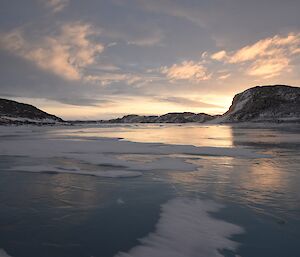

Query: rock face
[108,112,215,123]
[217,85,300,123]
[110,114,159,123]
[0,98,64,125]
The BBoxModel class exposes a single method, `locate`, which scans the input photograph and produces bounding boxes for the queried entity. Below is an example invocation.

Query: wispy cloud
[119,0,208,28]
[160,61,211,82]
[43,0,70,13]
[218,73,231,80]
[156,96,222,108]
[211,32,300,78]
[56,97,114,107]
[127,29,164,46]
[0,22,103,80]
[84,71,162,87]
[84,73,130,86]
[103,25,164,47]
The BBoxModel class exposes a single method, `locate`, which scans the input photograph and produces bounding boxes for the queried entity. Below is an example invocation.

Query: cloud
[211,50,227,61]
[211,32,300,78]
[44,0,70,13]
[127,29,164,46]
[229,33,300,63]
[120,0,208,28]
[218,73,231,80]
[246,57,290,78]
[107,42,117,47]
[156,97,222,108]
[103,25,164,47]
[55,97,114,106]
[83,64,166,87]
[115,198,243,257]
[160,61,211,82]
[84,73,129,86]
[89,63,121,72]
[0,22,104,80]
[84,72,162,87]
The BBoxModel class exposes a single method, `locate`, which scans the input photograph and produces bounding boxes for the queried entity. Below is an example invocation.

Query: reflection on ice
[50,124,234,147]
[165,152,300,221]
[0,126,268,178]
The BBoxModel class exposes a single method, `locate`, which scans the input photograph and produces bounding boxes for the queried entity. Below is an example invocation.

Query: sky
[0,0,300,119]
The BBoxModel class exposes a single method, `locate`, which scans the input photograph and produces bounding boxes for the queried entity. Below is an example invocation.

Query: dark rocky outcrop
[0,98,63,125]
[216,85,300,123]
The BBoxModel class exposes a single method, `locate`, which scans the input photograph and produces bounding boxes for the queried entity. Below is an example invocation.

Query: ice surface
[0,126,270,178]
[9,165,143,178]
[0,199,243,257]
[0,249,11,257]
[1,137,268,159]
[115,198,243,257]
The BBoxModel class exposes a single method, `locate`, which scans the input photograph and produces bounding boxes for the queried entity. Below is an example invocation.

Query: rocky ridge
[216,85,300,123]
[108,112,215,123]
[0,98,64,125]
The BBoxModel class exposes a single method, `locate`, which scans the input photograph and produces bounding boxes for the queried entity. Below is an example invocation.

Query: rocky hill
[215,85,300,123]
[0,98,64,125]
[107,112,215,123]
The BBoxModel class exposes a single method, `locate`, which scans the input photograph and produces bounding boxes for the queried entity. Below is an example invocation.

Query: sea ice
[9,165,143,178]
[0,126,270,178]
[115,198,244,257]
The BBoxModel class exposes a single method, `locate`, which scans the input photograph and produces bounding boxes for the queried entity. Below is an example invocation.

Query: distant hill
[214,85,300,123]
[107,112,215,123]
[0,98,64,125]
